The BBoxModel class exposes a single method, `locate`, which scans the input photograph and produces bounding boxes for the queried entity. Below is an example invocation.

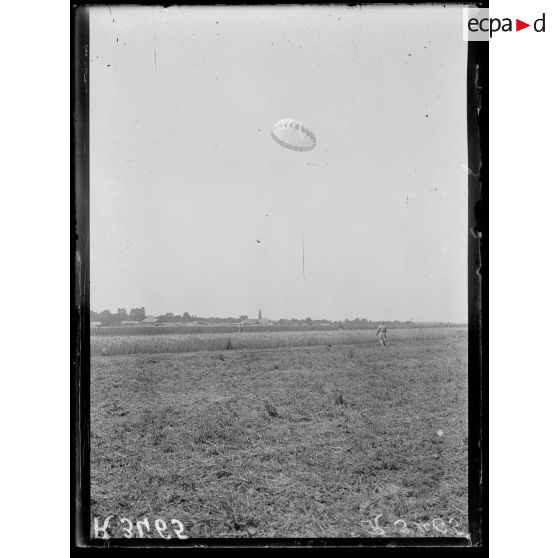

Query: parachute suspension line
[269,118,315,281]
[302,234,305,280]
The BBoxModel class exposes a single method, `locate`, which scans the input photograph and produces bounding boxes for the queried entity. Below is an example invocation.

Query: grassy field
[90,327,468,539]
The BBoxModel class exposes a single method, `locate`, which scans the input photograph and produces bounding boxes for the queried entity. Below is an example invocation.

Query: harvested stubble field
[90,327,468,538]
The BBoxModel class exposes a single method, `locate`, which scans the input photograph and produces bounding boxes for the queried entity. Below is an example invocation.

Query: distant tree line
[90,307,147,325]
[91,308,242,326]
[90,308,414,327]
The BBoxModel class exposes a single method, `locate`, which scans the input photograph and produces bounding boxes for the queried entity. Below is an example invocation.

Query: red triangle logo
[516,19,530,31]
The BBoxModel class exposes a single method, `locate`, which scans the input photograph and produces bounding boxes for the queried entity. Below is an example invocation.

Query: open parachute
[270,118,316,152]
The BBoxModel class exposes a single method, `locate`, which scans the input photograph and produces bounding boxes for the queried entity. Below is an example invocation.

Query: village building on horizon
[240,308,274,326]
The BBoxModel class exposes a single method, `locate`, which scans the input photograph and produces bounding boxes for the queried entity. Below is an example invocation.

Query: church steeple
[258,308,262,320]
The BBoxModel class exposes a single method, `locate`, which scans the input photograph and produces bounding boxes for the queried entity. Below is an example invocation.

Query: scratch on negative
[152,15,157,72]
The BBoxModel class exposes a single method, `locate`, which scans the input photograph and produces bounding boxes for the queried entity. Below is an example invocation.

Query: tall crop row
[91,327,465,356]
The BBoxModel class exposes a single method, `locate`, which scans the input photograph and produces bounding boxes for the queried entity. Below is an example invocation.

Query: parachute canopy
[270,118,316,152]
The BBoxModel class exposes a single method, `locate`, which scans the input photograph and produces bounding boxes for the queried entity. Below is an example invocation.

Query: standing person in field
[376,324,387,346]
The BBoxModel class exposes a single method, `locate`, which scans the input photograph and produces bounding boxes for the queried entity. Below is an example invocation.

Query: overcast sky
[89,5,468,322]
